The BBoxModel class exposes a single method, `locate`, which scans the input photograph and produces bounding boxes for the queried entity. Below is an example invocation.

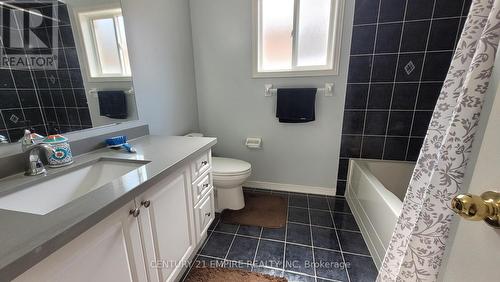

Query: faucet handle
[25,144,56,176]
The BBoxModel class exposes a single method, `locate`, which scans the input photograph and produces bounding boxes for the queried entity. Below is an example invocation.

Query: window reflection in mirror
[0,0,138,146]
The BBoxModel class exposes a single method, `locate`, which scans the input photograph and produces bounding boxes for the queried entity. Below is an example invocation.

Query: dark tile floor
[183,188,378,282]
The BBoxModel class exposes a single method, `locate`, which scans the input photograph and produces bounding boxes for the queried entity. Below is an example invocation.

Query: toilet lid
[212,157,251,175]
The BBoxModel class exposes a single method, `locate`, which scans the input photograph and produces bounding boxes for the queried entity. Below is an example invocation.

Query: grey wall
[121,0,199,136]
[190,0,354,192]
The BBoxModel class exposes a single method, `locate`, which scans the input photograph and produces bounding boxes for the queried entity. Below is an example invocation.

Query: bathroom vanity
[0,135,216,282]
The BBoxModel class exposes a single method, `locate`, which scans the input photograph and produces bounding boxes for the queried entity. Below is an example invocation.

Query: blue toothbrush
[105,136,136,153]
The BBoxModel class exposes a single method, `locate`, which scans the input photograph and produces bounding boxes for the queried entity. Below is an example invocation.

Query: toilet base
[216,185,245,211]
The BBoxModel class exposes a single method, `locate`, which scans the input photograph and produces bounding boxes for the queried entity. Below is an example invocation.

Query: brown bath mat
[186,267,287,282]
[221,193,287,228]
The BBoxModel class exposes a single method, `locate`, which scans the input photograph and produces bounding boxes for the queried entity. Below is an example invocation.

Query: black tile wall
[0,2,91,142]
[338,0,471,195]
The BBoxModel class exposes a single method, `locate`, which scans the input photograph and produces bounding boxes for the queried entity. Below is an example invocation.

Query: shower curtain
[378,0,500,281]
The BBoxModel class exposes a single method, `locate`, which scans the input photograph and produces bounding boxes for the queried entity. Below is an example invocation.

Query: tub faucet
[25,144,55,176]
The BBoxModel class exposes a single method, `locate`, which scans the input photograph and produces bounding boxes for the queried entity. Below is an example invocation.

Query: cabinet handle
[141,200,151,208]
[129,208,140,217]
[203,183,209,188]
[201,161,208,166]
[205,212,211,217]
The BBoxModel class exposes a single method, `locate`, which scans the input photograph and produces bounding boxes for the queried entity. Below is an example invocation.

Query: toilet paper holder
[245,138,262,149]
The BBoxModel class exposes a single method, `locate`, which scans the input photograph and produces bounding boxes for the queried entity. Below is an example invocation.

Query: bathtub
[345,159,415,268]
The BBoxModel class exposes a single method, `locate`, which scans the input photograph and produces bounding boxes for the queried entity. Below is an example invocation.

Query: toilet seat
[212,157,251,176]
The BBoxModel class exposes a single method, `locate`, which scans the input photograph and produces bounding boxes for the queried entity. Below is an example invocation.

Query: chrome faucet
[25,144,55,176]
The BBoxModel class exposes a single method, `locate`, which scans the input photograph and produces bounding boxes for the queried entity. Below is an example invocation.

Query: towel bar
[265,83,333,97]
[89,88,134,97]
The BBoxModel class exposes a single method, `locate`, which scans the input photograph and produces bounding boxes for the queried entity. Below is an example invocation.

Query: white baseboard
[244,181,336,196]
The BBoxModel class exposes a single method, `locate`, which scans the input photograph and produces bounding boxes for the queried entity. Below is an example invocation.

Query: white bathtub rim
[350,159,404,217]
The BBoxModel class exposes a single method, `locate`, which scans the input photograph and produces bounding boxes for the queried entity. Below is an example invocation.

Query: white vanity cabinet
[136,166,196,282]
[14,201,148,282]
[190,150,215,243]
[13,149,215,282]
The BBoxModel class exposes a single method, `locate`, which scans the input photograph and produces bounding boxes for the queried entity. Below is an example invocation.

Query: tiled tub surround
[184,188,377,282]
[336,0,472,195]
[0,2,91,143]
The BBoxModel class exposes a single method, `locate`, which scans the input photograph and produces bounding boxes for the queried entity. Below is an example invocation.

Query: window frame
[252,0,344,78]
[74,5,132,82]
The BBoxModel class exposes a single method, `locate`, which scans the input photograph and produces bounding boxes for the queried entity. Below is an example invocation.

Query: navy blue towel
[97,91,128,119]
[276,88,317,123]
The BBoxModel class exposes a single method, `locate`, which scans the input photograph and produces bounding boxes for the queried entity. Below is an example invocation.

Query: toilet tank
[185,133,204,137]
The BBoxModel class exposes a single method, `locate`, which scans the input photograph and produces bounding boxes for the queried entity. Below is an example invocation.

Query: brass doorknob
[451,191,500,228]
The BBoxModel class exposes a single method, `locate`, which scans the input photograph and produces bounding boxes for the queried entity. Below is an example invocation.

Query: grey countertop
[0,135,217,281]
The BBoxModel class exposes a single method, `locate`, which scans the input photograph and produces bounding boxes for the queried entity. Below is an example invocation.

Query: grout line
[405,0,438,160]
[453,0,469,50]
[380,0,410,159]
[57,30,83,129]
[358,0,383,160]
[306,195,317,279]
[223,225,240,261]
[199,237,372,261]
[251,226,264,270]
[350,49,457,57]
[288,220,360,233]
[281,196,289,275]
[347,80,447,85]
[327,194,352,282]
[352,15,465,27]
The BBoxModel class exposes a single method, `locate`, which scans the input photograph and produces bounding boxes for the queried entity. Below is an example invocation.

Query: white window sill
[87,76,133,83]
[252,69,339,78]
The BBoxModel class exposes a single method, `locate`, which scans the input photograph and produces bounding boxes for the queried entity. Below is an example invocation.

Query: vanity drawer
[191,150,211,182]
[194,189,215,241]
[192,171,212,204]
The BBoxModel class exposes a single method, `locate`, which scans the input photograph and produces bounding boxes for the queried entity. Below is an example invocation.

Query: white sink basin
[0,158,149,215]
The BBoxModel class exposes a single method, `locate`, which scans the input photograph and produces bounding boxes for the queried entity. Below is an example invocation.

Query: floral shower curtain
[378,0,500,281]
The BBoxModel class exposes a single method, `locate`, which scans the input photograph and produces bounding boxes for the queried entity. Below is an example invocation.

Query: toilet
[212,157,251,211]
[185,133,251,211]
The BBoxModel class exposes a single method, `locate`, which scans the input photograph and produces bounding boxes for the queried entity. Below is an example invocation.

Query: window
[78,8,131,79]
[253,0,344,77]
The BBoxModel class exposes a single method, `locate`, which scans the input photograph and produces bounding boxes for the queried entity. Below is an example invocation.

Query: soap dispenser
[42,134,74,167]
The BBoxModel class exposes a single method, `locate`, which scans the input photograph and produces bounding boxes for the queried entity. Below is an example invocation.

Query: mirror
[0,0,138,144]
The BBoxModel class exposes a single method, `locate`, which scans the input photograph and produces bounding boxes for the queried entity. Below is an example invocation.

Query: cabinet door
[14,201,147,282]
[137,167,196,282]
[194,189,215,242]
